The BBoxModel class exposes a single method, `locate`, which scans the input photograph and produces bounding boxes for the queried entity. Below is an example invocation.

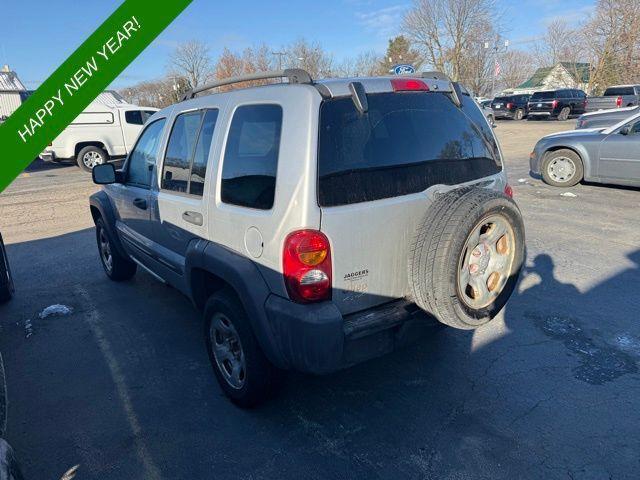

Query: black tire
[77,145,108,173]
[204,288,280,408]
[515,108,524,120]
[0,237,14,305]
[409,188,525,329]
[557,107,570,121]
[541,149,584,187]
[95,218,137,281]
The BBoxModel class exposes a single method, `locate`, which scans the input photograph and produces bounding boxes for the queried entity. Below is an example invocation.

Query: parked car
[90,70,525,407]
[527,89,587,121]
[491,94,530,120]
[0,233,14,304]
[530,112,640,187]
[585,85,640,112]
[40,100,157,172]
[576,105,639,130]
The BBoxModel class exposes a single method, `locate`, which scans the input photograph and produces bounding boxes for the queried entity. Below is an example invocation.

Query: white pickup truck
[40,94,157,172]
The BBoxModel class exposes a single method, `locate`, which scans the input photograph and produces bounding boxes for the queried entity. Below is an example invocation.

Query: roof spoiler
[181,69,313,101]
[421,71,463,107]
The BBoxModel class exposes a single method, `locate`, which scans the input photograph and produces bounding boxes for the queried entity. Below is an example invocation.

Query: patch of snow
[560,192,577,197]
[39,304,73,319]
[518,178,527,183]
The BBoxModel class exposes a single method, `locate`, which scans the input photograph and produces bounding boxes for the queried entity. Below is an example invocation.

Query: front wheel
[409,188,525,329]
[204,288,280,408]
[95,218,137,281]
[77,146,108,173]
[0,237,14,304]
[541,149,583,187]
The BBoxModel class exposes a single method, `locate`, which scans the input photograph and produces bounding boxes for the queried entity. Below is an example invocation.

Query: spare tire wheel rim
[547,156,575,183]
[457,214,516,310]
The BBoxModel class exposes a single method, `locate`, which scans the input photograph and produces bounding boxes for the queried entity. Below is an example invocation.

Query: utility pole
[484,39,509,98]
[272,51,286,71]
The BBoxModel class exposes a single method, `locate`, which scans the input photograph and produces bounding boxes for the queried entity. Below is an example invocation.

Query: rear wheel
[558,107,571,121]
[95,218,137,281]
[77,146,108,173]
[204,288,280,408]
[541,149,583,187]
[0,237,14,304]
[515,108,524,120]
[409,188,525,329]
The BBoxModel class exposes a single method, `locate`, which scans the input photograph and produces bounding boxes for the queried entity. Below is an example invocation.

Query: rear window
[318,92,502,207]
[493,96,513,102]
[530,91,556,100]
[604,87,635,96]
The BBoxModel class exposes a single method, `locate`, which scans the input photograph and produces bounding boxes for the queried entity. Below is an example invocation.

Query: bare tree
[285,39,333,78]
[212,45,277,92]
[499,50,536,90]
[169,40,213,89]
[403,0,498,82]
[583,0,640,93]
[334,51,382,77]
[119,77,186,108]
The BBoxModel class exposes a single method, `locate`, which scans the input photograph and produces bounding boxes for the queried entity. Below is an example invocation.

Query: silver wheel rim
[210,313,246,390]
[457,215,516,310]
[98,228,113,273]
[83,151,104,168]
[547,156,576,183]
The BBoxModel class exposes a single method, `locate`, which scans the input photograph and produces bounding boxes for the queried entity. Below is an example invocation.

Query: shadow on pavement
[1,228,639,479]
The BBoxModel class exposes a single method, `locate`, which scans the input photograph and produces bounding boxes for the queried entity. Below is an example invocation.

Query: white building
[0,65,28,120]
[505,62,591,95]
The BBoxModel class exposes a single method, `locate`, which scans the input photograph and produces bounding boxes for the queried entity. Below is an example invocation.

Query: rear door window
[604,87,635,96]
[318,92,501,207]
[162,109,219,196]
[221,104,283,210]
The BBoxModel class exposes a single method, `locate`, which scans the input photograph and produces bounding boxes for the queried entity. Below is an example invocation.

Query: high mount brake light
[391,78,429,92]
[283,230,332,303]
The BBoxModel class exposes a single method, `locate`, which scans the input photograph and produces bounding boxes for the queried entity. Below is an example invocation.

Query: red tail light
[616,96,622,107]
[552,99,559,109]
[504,184,514,198]
[506,102,513,110]
[391,78,429,92]
[283,230,332,303]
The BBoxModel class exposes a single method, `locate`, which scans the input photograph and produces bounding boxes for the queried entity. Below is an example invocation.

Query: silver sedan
[530,113,640,187]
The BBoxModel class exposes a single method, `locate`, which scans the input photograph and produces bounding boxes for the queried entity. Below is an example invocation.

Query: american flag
[494,59,501,77]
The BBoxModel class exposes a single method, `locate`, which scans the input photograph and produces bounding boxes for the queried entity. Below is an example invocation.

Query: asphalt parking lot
[1,119,640,479]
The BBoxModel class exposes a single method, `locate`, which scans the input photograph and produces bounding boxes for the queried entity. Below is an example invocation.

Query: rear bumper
[528,111,552,117]
[493,110,515,119]
[264,295,435,374]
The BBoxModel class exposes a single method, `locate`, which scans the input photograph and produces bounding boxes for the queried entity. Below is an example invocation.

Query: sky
[0,0,596,90]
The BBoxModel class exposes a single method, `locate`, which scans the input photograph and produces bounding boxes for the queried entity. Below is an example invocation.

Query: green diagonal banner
[0,0,193,192]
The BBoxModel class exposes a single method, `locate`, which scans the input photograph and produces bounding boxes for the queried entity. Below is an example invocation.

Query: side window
[125,110,143,125]
[161,109,219,195]
[162,111,203,193]
[190,109,219,196]
[126,118,166,188]
[221,104,283,210]
[630,120,640,135]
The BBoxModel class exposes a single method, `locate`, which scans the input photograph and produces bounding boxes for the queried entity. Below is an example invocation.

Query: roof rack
[181,68,314,101]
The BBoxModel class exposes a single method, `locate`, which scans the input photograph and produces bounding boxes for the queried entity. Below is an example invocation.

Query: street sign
[393,64,415,75]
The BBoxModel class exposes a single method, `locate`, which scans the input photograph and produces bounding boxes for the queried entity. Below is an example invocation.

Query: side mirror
[619,125,632,136]
[92,163,117,185]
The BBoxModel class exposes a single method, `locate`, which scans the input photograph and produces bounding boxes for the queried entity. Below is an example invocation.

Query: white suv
[90,70,525,407]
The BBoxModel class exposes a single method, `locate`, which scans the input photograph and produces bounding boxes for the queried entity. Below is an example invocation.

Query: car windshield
[317,92,502,207]
[531,91,555,100]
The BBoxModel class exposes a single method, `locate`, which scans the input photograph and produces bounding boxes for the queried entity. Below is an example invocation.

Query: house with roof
[0,65,28,120]
[505,62,590,95]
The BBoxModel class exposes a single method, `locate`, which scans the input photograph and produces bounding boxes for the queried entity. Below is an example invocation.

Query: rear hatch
[529,91,556,113]
[491,96,512,112]
[317,82,504,315]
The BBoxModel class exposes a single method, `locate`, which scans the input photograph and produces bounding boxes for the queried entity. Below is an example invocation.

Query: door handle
[133,198,147,210]
[182,211,203,226]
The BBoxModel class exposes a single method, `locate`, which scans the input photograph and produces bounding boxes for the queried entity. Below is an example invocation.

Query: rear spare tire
[409,188,525,329]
